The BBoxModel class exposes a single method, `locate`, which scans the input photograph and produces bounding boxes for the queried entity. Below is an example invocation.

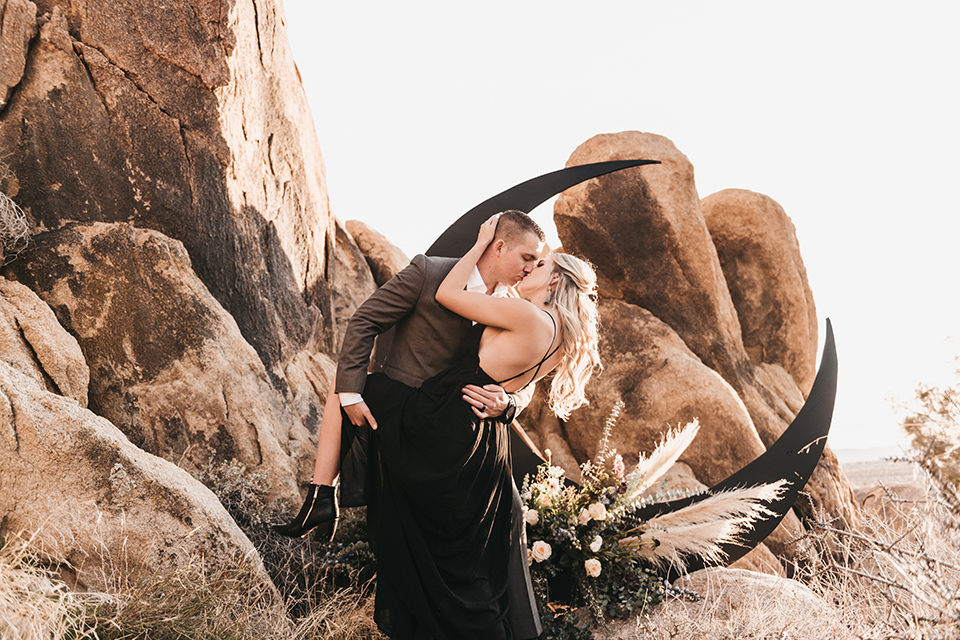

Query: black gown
[343,323,533,640]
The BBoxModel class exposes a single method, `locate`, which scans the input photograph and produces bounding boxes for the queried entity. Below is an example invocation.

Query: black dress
[344,323,541,640]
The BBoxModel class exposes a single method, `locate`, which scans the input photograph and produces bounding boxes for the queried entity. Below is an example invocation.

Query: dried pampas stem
[629,480,789,571]
[622,420,701,505]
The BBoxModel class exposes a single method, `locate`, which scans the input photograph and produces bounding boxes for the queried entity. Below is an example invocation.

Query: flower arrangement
[522,401,787,625]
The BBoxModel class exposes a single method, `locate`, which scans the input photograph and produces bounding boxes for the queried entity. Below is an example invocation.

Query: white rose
[578,508,591,526]
[532,540,552,563]
[584,558,602,577]
[527,548,534,566]
[588,502,607,521]
[590,535,602,553]
[538,492,552,507]
[524,508,539,526]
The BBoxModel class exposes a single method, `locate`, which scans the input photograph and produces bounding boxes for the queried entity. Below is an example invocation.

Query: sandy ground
[841,459,921,489]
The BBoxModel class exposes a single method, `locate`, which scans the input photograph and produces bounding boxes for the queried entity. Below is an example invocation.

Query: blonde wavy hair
[546,252,602,419]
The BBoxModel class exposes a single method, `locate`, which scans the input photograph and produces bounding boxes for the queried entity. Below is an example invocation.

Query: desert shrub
[792,483,960,638]
[0,162,28,265]
[901,359,960,493]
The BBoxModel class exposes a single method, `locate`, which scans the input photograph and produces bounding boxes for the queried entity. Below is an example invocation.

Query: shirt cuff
[339,392,363,407]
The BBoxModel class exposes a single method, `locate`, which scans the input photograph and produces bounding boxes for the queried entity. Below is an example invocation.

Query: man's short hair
[495,210,545,246]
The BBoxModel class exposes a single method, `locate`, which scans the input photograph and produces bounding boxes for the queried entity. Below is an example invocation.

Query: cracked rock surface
[0,0,376,508]
[0,1,372,373]
[6,222,319,501]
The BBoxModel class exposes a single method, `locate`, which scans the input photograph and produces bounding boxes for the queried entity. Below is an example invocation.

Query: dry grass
[0,534,89,640]
[0,161,28,265]
[619,576,852,640]
[0,528,382,640]
[591,467,960,640]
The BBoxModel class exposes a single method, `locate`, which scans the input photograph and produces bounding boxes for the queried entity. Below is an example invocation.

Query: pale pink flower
[532,540,552,563]
[590,535,602,553]
[588,502,607,521]
[578,508,591,525]
[537,492,551,507]
[546,477,560,493]
[612,453,625,481]
[584,558,602,577]
[523,508,539,526]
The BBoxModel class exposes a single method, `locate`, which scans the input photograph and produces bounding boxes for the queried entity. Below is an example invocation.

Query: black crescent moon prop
[425,159,660,258]
[425,161,837,577]
[634,319,838,576]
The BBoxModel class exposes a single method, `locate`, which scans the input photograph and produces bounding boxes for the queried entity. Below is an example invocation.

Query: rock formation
[0,0,35,109]
[345,219,411,287]
[0,0,364,373]
[0,0,862,605]
[0,361,272,593]
[5,222,327,500]
[517,131,857,564]
[0,0,383,498]
[702,189,819,396]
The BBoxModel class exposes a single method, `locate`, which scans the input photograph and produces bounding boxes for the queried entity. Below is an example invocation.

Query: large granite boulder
[555,299,768,487]
[0,275,88,406]
[542,131,856,535]
[0,361,273,593]
[5,222,324,500]
[0,0,362,372]
[555,132,747,386]
[595,568,851,639]
[329,220,379,348]
[345,219,411,287]
[702,189,818,396]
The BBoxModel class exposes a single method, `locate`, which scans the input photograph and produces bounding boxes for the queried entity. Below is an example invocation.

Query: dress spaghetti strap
[495,310,559,391]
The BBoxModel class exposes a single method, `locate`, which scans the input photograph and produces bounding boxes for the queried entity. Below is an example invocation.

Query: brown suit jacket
[336,254,468,393]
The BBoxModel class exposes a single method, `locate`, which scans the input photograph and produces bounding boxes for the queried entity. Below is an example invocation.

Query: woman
[278,214,601,639]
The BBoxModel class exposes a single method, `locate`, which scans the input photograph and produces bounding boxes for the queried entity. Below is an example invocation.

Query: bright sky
[282,1,959,453]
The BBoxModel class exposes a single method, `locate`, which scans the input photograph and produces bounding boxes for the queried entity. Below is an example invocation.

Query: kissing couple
[275,210,601,640]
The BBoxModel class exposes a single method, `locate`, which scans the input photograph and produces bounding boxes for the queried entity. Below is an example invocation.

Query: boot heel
[272,483,339,539]
[313,517,338,543]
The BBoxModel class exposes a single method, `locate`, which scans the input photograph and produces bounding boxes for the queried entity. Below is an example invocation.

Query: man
[337,209,544,639]
[336,209,543,425]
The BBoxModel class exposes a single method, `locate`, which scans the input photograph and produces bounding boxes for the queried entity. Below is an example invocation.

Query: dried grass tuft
[0,162,28,265]
[0,533,90,640]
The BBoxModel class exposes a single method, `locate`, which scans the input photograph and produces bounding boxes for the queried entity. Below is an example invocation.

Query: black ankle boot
[272,483,339,541]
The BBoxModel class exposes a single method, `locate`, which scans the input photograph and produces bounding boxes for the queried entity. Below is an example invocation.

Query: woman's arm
[436,215,538,331]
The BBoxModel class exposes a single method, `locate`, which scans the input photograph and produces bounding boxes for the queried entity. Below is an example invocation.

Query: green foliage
[901,359,960,489]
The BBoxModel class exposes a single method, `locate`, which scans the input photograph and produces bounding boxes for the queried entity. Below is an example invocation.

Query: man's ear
[493,239,505,255]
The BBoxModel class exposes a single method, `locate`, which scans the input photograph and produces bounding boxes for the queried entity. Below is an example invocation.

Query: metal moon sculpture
[427,160,838,575]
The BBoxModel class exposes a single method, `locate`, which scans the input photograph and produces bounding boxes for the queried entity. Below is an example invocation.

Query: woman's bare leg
[312,379,342,486]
